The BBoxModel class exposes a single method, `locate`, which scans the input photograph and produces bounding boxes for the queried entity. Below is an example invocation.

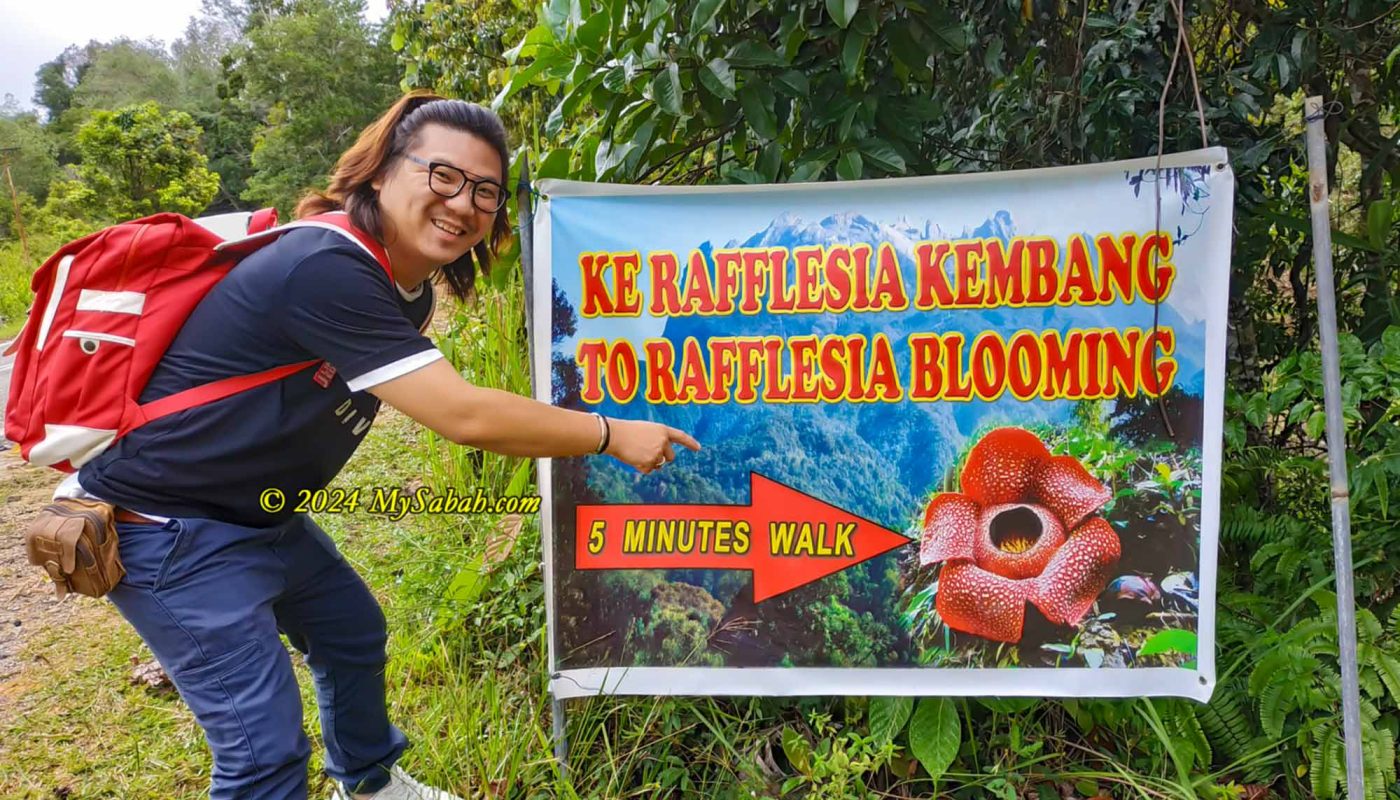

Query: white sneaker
[330,765,465,800]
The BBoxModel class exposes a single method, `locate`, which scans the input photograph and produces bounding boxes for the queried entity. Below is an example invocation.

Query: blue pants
[109,514,408,799]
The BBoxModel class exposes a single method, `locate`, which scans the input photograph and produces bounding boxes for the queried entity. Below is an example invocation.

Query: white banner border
[532,150,1232,701]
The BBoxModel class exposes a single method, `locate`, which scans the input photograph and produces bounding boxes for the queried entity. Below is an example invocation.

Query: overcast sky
[0,0,389,112]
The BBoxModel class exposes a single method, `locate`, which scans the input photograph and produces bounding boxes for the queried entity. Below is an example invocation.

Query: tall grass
[0,237,42,339]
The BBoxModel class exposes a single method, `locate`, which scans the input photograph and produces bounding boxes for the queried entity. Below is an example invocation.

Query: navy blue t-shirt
[77,226,440,526]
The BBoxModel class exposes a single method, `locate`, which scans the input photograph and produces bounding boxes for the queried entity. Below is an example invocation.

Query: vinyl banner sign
[534,148,1232,700]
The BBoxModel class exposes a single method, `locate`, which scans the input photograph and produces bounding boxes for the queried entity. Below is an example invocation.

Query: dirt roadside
[0,451,97,701]
[0,340,121,726]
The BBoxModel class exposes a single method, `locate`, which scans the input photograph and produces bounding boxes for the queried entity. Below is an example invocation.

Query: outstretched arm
[368,358,699,473]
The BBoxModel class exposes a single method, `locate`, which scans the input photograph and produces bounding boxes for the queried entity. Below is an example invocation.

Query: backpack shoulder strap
[127,360,320,433]
[214,210,393,281]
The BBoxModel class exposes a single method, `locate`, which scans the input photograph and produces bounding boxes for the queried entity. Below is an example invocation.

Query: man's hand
[603,417,701,474]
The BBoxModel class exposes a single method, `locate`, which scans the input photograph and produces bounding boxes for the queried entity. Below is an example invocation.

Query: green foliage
[779,712,896,798]
[389,0,536,145]
[0,239,40,337]
[0,112,60,204]
[233,0,400,213]
[49,102,219,220]
[70,39,184,111]
[907,696,960,782]
[32,44,89,121]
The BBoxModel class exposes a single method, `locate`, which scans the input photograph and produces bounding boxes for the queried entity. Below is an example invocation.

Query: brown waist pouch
[24,498,125,599]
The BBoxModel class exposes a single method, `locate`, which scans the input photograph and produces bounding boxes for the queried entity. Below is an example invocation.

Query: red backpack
[3,209,392,473]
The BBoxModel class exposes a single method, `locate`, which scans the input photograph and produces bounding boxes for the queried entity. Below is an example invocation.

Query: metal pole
[515,156,568,778]
[517,156,538,393]
[1304,94,1365,800]
[1,151,32,263]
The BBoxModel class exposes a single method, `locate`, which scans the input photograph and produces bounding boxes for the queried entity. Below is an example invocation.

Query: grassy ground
[1,406,583,799]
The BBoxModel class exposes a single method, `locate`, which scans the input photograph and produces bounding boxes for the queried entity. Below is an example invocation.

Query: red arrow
[575,473,912,602]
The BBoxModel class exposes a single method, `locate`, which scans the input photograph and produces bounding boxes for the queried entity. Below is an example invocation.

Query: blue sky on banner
[549,165,1221,393]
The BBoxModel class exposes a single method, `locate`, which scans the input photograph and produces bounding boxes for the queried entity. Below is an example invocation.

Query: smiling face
[373,123,504,280]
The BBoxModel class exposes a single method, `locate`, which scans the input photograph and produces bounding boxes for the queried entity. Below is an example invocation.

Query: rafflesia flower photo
[917,427,1121,644]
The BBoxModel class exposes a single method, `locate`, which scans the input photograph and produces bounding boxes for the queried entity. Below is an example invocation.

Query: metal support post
[1303,94,1365,800]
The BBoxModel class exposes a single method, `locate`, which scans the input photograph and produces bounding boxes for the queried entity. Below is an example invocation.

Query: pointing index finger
[669,428,701,452]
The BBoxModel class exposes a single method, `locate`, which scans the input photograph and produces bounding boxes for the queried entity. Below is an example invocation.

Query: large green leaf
[826,0,858,29]
[869,696,914,745]
[836,149,863,180]
[727,39,783,67]
[860,137,906,173]
[788,158,830,182]
[575,12,610,53]
[544,0,581,38]
[1367,200,1393,248]
[841,29,870,82]
[491,55,558,110]
[535,147,573,180]
[691,0,724,33]
[602,64,629,93]
[925,18,969,54]
[887,23,928,72]
[652,62,684,116]
[739,82,778,140]
[444,554,487,604]
[502,27,546,65]
[774,70,809,98]
[781,726,811,774]
[908,697,961,781]
[699,58,736,100]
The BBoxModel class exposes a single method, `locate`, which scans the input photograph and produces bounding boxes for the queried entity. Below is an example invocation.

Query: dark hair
[296,91,512,300]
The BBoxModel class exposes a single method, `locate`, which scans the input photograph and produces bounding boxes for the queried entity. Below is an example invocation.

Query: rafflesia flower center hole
[990,506,1043,554]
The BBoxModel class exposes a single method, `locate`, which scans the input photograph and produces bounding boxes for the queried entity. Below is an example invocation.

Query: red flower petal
[959,427,1050,506]
[936,562,1032,643]
[919,493,979,566]
[1031,455,1111,528]
[974,503,1066,580]
[1029,517,1121,626]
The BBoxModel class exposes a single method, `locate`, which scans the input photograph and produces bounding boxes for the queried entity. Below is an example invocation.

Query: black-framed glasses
[404,154,507,214]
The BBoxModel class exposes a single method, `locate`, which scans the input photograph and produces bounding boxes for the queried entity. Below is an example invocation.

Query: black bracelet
[595,414,611,455]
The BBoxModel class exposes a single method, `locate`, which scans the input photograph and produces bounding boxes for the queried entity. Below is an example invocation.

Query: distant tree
[232,0,399,213]
[48,102,219,221]
[172,15,241,113]
[0,112,60,203]
[173,5,259,211]
[71,39,182,111]
[32,44,92,122]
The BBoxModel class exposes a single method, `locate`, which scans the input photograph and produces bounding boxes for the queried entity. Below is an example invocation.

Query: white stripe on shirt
[344,348,444,392]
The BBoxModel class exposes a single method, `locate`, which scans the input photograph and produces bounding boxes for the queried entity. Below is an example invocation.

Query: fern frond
[1249,649,1294,696]
[1169,703,1212,769]
[1369,649,1400,708]
[1198,684,1255,766]
[1310,728,1342,800]
[1258,672,1294,739]
[1356,607,1383,642]
[1362,723,1386,800]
